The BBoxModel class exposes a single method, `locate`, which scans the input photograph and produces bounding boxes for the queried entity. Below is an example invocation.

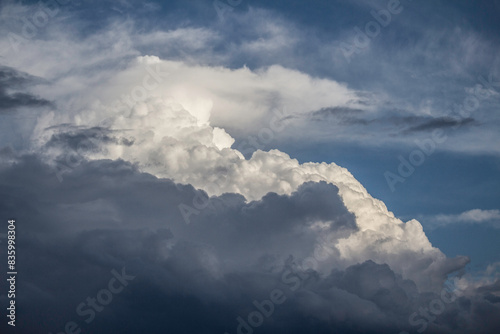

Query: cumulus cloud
[2,1,500,153]
[21,54,468,295]
[0,154,498,334]
[0,39,468,295]
[0,1,499,333]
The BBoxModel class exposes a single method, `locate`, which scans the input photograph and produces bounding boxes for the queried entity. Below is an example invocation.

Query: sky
[0,0,499,333]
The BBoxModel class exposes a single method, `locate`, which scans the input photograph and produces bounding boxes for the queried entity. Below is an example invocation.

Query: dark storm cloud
[0,66,52,112]
[45,125,135,153]
[308,108,478,136]
[405,117,476,133]
[0,153,499,334]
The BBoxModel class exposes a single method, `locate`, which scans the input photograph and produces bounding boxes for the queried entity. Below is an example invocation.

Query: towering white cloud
[29,55,469,293]
[1,2,500,333]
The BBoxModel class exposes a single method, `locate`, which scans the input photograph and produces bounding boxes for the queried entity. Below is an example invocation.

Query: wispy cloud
[424,209,500,229]
[405,117,476,133]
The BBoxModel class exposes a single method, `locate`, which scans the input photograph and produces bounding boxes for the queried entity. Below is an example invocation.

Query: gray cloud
[308,108,478,137]
[406,117,476,133]
[0,0,498,332]
[45,125,135,153]
[0,154,498,334]
[311,106,365,118]
[0,66,52,112]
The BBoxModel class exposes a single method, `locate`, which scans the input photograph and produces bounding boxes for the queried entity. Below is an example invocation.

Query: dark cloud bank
[0,66,52,112]
[310,107,477,135]
[0,153,499,334]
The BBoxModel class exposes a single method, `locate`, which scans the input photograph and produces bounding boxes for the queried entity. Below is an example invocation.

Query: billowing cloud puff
[27,56,467,294]
[2,1,500,154]
[0,2,498,333]
[0,154,498,334]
